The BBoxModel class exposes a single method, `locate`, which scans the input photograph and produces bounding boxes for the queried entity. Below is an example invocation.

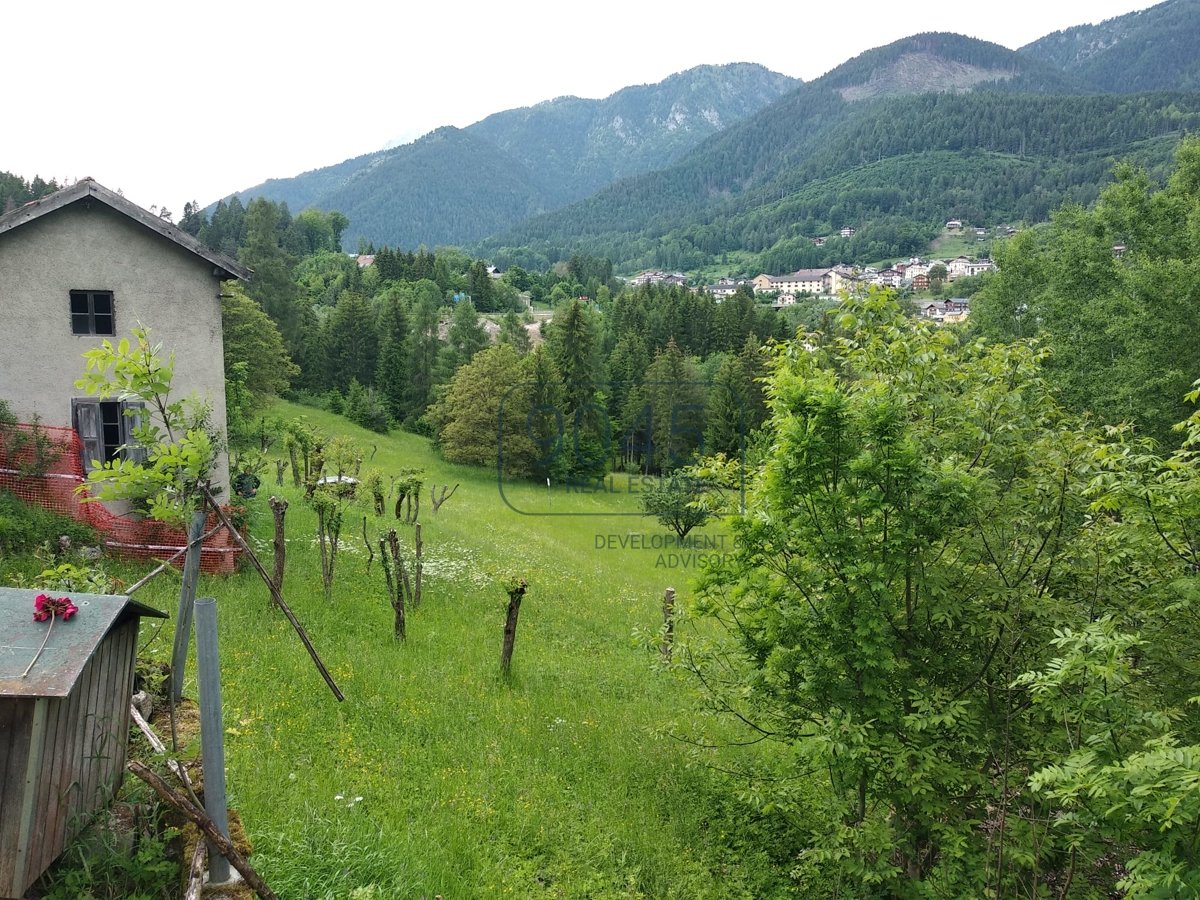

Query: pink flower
[23,593,78,678]
[33,593,77,622]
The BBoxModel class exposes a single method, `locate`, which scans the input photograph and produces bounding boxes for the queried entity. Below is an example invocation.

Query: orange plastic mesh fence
[0,423,240,574]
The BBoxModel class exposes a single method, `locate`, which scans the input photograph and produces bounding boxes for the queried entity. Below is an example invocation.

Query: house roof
[0,588,166,698]
[0,179,249,281]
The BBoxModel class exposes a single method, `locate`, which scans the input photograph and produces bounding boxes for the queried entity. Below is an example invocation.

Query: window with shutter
[72,398,147,470]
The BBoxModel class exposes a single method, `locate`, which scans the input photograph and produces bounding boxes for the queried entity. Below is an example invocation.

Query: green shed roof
[0,588,166,698]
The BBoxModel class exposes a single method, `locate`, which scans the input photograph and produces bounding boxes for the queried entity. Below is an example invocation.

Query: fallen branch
[127,759,278,900]
[130,703,201,808]
[200,485,344,702]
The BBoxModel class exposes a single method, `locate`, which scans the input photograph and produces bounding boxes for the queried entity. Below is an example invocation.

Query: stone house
[0,179,248,493]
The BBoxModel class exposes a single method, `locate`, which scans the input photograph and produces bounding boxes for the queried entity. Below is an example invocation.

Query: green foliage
[0,409,64,477]
[688,291,1131,892]
[974,137,1200,445]
[0,491,97,553]
[38,832,177,900]
[430,344,542,479]
[639,475,710,540]
[74,328,223,523]
[17,560,119,594]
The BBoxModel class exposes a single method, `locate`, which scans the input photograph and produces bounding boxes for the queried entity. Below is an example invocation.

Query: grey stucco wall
[0,200,231,494]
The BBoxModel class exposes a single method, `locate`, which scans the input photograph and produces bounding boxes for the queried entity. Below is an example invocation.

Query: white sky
[4,0,1160,216]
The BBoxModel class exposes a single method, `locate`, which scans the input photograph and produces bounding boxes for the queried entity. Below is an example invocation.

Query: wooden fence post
[500,579,528,677]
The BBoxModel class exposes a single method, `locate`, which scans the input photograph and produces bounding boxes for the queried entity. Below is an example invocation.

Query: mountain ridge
[214,62,798,250]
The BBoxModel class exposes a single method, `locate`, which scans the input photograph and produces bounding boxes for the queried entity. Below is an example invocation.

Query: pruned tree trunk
[268,496,288,599]
[380,528,409,640]
[289,445,301,487]
[500,579,528,677]
[430,483,459,513]
[414,522,423,609]
[362,515,374,576]
[275,458,287,487]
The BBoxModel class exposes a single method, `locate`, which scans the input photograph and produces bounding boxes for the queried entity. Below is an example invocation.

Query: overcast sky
[5,0,1160,216]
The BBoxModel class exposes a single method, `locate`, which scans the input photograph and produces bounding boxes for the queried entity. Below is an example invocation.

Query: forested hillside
[215,63,796,251]
[1022,0,1200,92]
[482,76,1200,272]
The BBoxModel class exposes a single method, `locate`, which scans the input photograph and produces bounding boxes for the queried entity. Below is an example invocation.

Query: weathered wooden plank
[0,701,33,895]
[28,693,63,878]
[12,697,49,896]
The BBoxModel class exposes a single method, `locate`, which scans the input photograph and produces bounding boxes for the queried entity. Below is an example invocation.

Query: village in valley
[629,218,1009,325]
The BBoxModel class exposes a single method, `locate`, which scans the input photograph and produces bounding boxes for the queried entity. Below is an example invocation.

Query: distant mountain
[480,33,1129,270]
[1022,0,1200,92]
[214,63,798,250]
[820,32,1081,99]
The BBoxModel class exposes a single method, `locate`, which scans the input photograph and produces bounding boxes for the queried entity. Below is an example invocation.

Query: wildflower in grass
[22,593,78,677]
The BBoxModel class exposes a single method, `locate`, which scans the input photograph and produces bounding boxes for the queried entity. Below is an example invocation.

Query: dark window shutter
[71,398,104,472]
[121,401,148,464]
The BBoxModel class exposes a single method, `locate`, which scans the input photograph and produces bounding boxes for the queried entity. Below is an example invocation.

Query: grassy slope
[59,403,788,899]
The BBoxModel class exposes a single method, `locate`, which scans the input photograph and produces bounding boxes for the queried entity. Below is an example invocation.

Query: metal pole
[171,509,207,702]
[194,597,232,884]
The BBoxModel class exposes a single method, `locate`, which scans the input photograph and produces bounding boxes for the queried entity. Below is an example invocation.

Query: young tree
[689,292,1127,893]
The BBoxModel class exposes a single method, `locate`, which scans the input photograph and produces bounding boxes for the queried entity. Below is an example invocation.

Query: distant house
[812,236,827,247]
[839,226,856,238]
[754,268,832,295]
[772,292,798,309]
[912,273,930,291]
[356,254,376,268]
[0,179,247,494]
[945,219,963,230]
[705,277,746,299]
[974,227,988,237]
[1112,244,1127,258]
[921,298,970,323]
[946,256,974,280]
[966,258,995,277]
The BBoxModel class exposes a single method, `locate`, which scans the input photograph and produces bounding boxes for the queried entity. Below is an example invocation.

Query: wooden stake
[500,579,528,677]
[127,760,279,900]
[200,485,344,702]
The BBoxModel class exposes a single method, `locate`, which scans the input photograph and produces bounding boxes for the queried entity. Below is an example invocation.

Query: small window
[70,290,115,335]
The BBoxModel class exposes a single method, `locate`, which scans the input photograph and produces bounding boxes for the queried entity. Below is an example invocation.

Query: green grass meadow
[35,403,791,898]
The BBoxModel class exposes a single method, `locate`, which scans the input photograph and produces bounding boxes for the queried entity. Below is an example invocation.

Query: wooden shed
[0,588,165,898]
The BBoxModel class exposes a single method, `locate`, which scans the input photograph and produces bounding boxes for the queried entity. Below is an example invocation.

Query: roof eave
[0,180,250,282]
